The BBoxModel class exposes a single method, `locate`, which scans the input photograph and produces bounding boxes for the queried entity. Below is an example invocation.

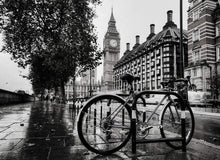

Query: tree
[0,0,102,102]
[210,74,220,99]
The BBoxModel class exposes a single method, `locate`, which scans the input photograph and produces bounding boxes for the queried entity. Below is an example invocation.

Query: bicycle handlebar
[161,76,193,92]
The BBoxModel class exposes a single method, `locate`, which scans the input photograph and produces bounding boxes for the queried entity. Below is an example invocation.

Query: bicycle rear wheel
[160,101,194,149]
[77,94,132,155]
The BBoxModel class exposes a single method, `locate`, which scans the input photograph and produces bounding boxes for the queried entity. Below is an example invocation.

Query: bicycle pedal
[146,126,153,130]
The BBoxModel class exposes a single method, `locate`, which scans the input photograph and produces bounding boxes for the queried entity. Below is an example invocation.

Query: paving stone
[0,102,219,159]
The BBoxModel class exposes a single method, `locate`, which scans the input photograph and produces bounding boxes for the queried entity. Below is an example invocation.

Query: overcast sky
[94,0,188,80]
[0,0,188,94]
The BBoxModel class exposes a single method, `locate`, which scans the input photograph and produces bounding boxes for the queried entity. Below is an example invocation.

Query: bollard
[143,112,146,122]
[86,116,88,133]
[94,109,97,127]
[94,109,97,135]
[100,105,102,120]
[122,109,124,126]
[132,113,136,154]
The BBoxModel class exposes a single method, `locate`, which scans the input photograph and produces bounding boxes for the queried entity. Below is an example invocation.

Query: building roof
[106,8,119,34]
[114,25,187,69]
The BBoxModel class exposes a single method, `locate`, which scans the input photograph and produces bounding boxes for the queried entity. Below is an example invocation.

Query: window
[216,24,220,37]
[157,69,161,75]
[164,75,171,79]
[152,81,155,89]
[216,46,220,61]
[151,71,155,76]
[163,52,172,57]
[163,57,169,62]
[193,69,197,77]
[189,0,201,9]
[164,63,170,67]
[193,50,200,62]
[156,49,160,56]
[163,68,170,72]
[163,46,170,52]
[151,52,155,57]
[192,29,200,41]
[157,79,161,88]
[156,59,160,65]
[151,61,155,67]
[193,10,200,21]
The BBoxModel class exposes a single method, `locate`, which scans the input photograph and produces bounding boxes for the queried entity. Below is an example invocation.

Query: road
[194,113,220,146]
[0,102,219,160]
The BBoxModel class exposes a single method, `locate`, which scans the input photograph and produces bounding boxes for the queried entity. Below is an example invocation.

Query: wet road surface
[194,114,220,146]
[0,102,220,160]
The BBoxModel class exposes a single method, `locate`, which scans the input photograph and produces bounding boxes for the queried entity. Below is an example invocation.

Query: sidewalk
[0,102,219,160]
[192,108,220,117]
[69,132,220,160]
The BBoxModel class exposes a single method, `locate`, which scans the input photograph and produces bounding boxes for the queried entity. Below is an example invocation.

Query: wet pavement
[0,102,220,160]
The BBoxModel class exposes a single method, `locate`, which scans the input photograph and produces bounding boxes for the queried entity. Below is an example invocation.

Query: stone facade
[65,69,101,99]
[186,0,220,98]
[102,9,120,91]
[114,11,188,91]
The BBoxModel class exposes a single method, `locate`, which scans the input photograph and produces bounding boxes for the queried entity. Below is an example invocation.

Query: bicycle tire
[160,100,195,149]
[77,94,132,155]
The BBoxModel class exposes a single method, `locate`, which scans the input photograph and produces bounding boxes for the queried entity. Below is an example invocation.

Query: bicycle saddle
[121,73,140,85]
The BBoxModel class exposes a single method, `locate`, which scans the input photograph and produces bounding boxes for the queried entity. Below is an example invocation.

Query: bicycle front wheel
[77,94,132,155]
[160,101,195,149]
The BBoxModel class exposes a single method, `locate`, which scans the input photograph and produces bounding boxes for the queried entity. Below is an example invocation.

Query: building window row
[192,29,200,41]
[216,24,220,37]
[193,9,200,21]
[192,49,201,62]
[216,46,220,61]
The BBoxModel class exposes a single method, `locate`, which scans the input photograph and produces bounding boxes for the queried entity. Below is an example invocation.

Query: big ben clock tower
[102,9,120,91]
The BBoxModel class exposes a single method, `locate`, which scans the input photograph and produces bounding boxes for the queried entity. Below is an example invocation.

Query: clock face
[110,39,117,47]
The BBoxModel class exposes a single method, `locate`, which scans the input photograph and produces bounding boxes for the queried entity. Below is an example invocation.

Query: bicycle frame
[77,73,195,155]
[107,89,184,132]
[131,90,187,153]
[109,93,134,121]
[141,94,169,124]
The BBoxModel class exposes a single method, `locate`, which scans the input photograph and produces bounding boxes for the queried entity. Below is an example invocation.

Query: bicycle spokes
[77,95,132,154]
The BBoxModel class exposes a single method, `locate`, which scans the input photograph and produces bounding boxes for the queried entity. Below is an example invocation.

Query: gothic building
[114,10,188,91]
[102,9,120,91]
[65,69,101,99]
[186,0,220,98]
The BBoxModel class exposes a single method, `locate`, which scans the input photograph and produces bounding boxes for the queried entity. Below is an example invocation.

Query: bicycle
[77,73,195,155]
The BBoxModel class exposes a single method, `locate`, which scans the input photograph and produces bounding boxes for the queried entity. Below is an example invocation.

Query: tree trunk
[72,76,76,99]
[60,80,66,104]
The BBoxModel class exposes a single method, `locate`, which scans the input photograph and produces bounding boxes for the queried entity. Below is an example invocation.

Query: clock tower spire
[102,8,120,91]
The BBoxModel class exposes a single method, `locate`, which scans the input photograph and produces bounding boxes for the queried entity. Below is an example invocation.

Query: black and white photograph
[0,0,220,159]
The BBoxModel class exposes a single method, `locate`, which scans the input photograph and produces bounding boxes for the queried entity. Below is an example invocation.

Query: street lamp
[89,69,92,97]
[179,0,184,78]
[179,0,187,152]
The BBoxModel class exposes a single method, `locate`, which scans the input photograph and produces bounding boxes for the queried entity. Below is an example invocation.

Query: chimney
[163,10,177,29]
[136,35,140,44]
[126,43,130,51]
[147,24,155,40]
[150,24,155,34]
[167,10,173,22]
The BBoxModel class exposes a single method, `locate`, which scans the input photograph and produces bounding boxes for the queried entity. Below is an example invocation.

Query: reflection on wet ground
[0,101,219,160]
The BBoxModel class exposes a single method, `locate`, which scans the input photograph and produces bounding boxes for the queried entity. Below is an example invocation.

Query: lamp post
[89,69,92,97]
[179,0,187,152]
[180,0,184,78]
[205,63,212,98]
